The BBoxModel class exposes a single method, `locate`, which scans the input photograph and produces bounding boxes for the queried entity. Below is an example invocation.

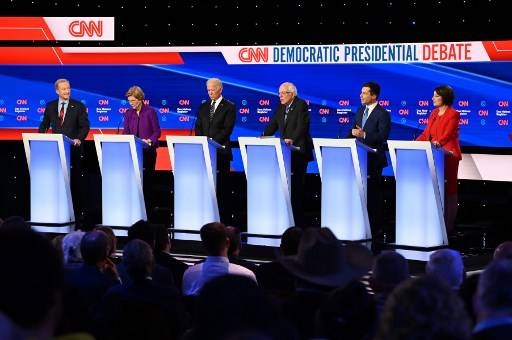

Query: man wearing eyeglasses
[263,82,313,229]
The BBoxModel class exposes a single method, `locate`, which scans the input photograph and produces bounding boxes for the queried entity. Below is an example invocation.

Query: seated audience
[374,275,472,340]
[425,248,465,290]
[182,222,257,296]
[226,225,258,273]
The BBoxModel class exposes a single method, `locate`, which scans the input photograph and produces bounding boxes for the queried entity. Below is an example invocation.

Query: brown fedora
[279,227,373,288]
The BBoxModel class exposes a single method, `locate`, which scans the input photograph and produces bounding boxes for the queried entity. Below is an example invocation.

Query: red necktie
[59,102,65,126]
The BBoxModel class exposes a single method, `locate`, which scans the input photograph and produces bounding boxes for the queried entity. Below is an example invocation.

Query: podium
[94,134,146,236]
[313,138,374,241]
[387,140,447,259]
[22,133,74,233]
[238,137,294,246]
[167,136,222,241]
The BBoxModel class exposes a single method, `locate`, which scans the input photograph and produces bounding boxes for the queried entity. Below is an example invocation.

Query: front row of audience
[1,215,512,340]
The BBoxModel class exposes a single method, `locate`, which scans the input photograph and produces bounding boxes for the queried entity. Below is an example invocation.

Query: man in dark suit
[347,81,391,240]
[39,78,90,145]
[263,82,313,229]
[195,77,236,224]
[39,78,90,222]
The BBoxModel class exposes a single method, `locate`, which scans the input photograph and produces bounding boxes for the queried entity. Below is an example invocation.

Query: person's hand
[351,125,365,138]
[284,138,293,145]
[72,139,81,146]
[143,138,152,146]
[432,141,441,148]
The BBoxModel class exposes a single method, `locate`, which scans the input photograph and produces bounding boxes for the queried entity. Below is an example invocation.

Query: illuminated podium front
[238,137,295,246]
[22,133,74,233]
[313,138,374,241]
[388,140,448,260]
[167,136,222,241]
[94,134,146,236]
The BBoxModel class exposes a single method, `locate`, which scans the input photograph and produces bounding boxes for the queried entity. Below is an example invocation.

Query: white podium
[238,137,294,246]
[388,140,447,258]
[22,133,74,233]
[313,138,375,241]
[167,136,222,241]
[94,134,146,236]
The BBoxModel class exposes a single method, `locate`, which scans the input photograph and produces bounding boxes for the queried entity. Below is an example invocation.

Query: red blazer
[416,106,462,160]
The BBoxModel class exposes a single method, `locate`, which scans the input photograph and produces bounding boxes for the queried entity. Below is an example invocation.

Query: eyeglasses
[278,91,292,96]
[128,99,140,103]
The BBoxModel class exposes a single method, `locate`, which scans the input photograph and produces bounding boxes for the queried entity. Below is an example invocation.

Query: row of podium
[22,133,448,251]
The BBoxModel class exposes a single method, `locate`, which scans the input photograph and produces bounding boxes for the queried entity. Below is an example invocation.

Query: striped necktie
[59,102,65,126]
[209,100,216,120]
[362,106,369,127]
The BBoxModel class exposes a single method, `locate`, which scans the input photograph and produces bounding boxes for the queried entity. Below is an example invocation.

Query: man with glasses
[263,82,313,229]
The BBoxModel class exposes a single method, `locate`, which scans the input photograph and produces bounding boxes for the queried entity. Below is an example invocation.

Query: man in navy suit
[39,78,90,222]
[39,78,90,145]
[263,82,313,228]
[195,78,236,224]
[347,81,391,240]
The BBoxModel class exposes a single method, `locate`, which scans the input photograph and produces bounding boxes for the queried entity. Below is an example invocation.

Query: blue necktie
[209,100,216,121]
[362,106,369,127]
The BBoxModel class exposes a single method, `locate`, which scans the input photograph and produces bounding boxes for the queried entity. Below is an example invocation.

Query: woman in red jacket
[416,85,462,235]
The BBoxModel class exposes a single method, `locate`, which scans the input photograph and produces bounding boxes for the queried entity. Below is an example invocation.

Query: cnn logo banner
[0,17,115,41]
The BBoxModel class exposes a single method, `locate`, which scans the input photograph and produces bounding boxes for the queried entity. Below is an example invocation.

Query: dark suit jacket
[38,98,90,141]
[195,98,236,160]
[263,96,313,161]
[347,103,391,170]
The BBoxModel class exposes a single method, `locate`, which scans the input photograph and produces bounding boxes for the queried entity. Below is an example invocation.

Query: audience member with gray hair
[425,248,465,290]
[62,230,86,266]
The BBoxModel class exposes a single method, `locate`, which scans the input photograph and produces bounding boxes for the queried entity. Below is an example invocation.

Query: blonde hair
[125,85,145,100]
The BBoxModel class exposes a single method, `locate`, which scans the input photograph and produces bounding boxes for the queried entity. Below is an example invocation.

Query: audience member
[119,219,175,287]
[57,230,120,337]
[425,248,465,290]
[96,239,187,340]
[374,275,472,340]
[369,250,409,318]
[492,241,512,260]
[256,226,303,299]
[473,259,512,339]
[0,226,64,340]
[62,230,86,266]
[226,225,258,273]
[278,227,373,339]
[182,222,257,296]
[183,274,297,340]
[154,223,189,292]
[315,279,377,340]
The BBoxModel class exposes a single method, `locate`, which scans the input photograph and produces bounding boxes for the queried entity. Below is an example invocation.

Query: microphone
[116,113,125,134]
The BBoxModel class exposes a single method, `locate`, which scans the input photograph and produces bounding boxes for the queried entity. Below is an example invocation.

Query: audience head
[194,274,280,340]
[0,215,30,230]
[492,241,512,260]
[279,227,373,289]
[370,250,409,293]
[122,239,154,282]
[128,219,156,249]
[374,275,472,340]
[153,223,171,253]
[62,230,86,264]
[425,248,465,290]
[279,226,303,256]
[316,279,377,340]
[226,225,242,257]
[94,225,117,256]
[200,222,229,256]
[475,258,512,320]
[0,227,63,337]
[80,230,110,265]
